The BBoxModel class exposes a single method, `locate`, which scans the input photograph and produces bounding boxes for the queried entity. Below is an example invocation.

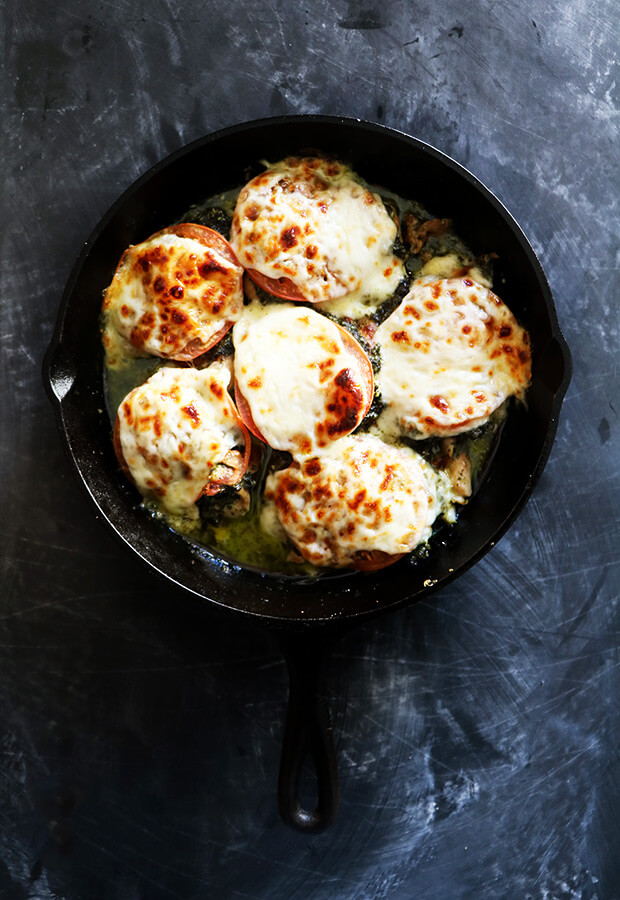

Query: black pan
[43,115,571,832]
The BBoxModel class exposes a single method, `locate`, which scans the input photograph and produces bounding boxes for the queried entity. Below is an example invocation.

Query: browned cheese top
[103,231,244,361]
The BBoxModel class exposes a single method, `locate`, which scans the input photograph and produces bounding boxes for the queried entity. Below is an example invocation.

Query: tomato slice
[113,223,242,361]
[155,223,241,267]
[350,550,406,572]
[233,377,268,444]
[173,321,234,362]
[245,267,308,302]
[113,385,251,500]
[233,322,374,447]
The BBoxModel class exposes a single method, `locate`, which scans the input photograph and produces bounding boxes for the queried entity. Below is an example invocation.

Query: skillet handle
[277,632,339,832]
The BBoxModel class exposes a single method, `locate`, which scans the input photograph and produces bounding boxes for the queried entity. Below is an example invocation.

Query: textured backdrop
[2,1,619,897]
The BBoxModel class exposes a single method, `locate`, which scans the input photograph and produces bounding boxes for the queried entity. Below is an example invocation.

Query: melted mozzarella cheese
[103,233,244,360]
[262,434,446,568]
[419,253,493,287]
[230,157,405,305]
[233,303,371,454]
[116,365,244,516]
[375,277,531,438]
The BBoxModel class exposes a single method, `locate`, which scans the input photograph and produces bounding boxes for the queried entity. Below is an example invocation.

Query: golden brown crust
[113,376,251,500]
[105,224,243,361]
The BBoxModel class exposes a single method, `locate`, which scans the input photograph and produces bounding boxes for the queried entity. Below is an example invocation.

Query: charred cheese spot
[349,489,367,510]
[403,305,421,319]
[263,434,442,568]
[315,357,335,383]
[324,368,364,440]
[103,231,243,361]
[230,156,404,305]
[304,458,322,476]
[115,366,245,516]
[391,330,410,344]
[281,226,300,248]
[430,395,450,413]
[375,277,531,438]
[181,403,200,427]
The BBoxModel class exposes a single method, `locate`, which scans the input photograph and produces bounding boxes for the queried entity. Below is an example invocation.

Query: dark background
[2,1,618,897]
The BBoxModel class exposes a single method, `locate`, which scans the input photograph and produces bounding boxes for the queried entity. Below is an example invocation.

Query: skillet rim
[43,114,572,625]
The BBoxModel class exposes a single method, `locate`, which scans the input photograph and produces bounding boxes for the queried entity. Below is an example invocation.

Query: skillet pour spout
[43,115,571,830]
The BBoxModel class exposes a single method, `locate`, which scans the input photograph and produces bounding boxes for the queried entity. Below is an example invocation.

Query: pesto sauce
[461,414,506,489]
[144,498,308,574]
[104,355,166,420]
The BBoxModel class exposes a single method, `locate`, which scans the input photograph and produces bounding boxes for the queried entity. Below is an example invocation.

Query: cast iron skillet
[43,115,571,832]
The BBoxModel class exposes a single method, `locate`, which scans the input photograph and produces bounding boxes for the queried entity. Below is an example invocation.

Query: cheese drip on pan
[115,366,246,516]
[230,156,404,305]
[262,434,447,569]
[375,277,531,438]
